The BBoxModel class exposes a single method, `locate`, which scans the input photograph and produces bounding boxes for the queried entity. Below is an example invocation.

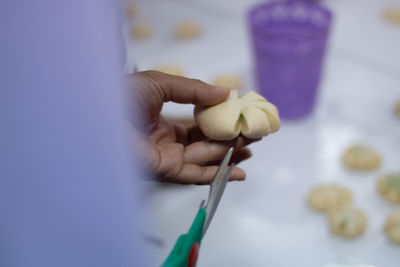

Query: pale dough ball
[307,184,352,212]
[378,172,400,204]
[131,23,152,40]
[212,75,243,90]
[152,64,184,76]
[382,8,400,25]
[125,2,137,19]
[395,99,400,117]
[342,145,381,171]
[328,206,367,238]
[384,211,400,244]
[175,21,201,40]
[194,90,280,141]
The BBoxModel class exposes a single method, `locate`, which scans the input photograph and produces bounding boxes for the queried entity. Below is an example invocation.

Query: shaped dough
[307,184,352,212]
[378,172,400,204]
[382,8,400,25]
[152,64,184,76]
[194,90,280,140]
[131,23,152,40]
[328,206,367,238]
[395,99,400,117]
[384,211,400,244]
[212,75,243,90]
[125,2,137,19]
[342,145,381,171]
[175,21,201,40]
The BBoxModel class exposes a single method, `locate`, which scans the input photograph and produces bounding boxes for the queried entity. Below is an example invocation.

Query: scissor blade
[211,147,233,188]
[202,163,234,237]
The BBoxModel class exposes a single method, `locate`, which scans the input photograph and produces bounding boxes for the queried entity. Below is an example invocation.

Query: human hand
[127,71,258,185]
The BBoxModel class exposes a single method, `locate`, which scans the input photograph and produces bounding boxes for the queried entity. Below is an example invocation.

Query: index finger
[145,70,230,106]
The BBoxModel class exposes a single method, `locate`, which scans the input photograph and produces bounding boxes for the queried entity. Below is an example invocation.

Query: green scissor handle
[162,208,206,267]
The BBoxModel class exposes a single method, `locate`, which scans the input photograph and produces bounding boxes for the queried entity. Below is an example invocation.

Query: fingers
[184,141,252,166]
[184,142,231,165]
[143,71,230,106]
[207,148,252,166]
[171,164,246,185]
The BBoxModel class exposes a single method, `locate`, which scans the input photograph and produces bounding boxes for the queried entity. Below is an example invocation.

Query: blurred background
[124,0,400,266]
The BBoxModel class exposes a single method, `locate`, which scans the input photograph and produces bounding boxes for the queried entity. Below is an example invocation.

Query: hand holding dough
[194,90,280,140]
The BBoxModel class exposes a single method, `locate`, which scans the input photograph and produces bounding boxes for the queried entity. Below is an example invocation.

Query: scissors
[162,147,235,267]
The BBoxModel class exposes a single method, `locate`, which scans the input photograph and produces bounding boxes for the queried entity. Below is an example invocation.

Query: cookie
[342,145,381,171]
[384,211,400,244]
[152,65,184,76]
[328,206,367,238]
[175,21,201,40]
[378,172,400,204]
[307,184,352,212]
[131,23,152,40]
[212,75,243,91]
[395,99,400,117]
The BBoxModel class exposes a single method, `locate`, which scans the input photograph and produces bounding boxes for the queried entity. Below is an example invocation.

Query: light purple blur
[0,1,147,266]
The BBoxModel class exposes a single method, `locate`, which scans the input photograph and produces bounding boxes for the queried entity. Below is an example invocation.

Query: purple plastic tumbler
[248,0,332,119]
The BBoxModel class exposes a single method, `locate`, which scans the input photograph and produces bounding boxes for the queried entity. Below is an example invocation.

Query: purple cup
[248,0,332,119]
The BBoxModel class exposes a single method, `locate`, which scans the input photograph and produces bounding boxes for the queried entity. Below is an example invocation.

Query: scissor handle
[162,208,206,267]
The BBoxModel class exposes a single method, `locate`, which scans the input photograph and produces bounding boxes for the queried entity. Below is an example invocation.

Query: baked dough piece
[384,211,400,244]
[342,145,381,171]
[212,75,243,91]
[307,184,352,212]
[328,207,367,238]
[378,173,400,204]
[131,23,152,40]
[395,99,400,117]
[175,21,201,40]
[152,64,184,76]
[194,90,280,140]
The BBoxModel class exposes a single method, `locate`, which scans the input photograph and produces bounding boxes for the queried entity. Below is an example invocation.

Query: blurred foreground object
[382,8,400,25]
[175,21,201,40]
[152,64,184,76]
[384,211,400,244]
[131,23,152,40]
[248,0,332,119]
[194,90,280,140]
[212,74,243,91]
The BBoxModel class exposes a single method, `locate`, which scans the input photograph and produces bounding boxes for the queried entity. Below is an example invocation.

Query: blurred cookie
[212,75,243,90]
[395,99,400,117]
[307,184,352,212]
[378,172,400,204]
[131,23,152,40]
[384,211,400,244]
[382,8,400,25]
[152,65,184,76]
[175,21,201,40]
[343,145,381,171]
[328,206,367,238]
[125,2,137,19]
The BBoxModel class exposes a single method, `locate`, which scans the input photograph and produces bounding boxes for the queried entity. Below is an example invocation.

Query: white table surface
[126,1,400,266]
